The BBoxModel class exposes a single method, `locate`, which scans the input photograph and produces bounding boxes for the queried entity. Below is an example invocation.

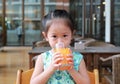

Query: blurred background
[0,0,120,47]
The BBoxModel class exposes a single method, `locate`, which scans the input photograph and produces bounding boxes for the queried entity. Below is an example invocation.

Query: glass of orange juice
[54,42,72,70]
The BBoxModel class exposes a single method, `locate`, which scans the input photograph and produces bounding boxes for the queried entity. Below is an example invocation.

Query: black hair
[42,9,74,34]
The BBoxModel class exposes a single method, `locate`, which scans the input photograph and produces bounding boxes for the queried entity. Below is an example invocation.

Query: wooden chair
[85,40,115,47]
[88,69,99,84]
[32,40,49,48]
[15,68,34,84]
[15,68,99,84]
[86,41,115,82]
[100,54,120,84]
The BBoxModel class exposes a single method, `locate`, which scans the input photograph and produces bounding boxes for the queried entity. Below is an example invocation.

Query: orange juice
[54,48,72,70]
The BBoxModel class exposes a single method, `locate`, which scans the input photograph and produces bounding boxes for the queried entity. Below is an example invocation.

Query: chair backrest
[100,54,120,84]
[15,69,99,84]
[85,41,115,47]
[88,69,99,84]
[112,55,120,84]
[35,40,49,47]
[16,68,34,84]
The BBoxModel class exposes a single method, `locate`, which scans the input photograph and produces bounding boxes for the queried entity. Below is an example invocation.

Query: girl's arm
[30,52,63,84]
[30,55,54,84]
[68,59,90,84]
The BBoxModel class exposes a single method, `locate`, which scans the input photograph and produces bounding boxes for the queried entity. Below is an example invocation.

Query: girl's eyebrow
[51,33,56,34]
[63,32,70,34]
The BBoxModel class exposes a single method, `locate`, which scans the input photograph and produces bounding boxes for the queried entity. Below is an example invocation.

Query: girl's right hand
[50,52,63,71]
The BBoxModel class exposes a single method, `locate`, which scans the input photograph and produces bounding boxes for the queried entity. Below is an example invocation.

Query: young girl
[30,9,90,84]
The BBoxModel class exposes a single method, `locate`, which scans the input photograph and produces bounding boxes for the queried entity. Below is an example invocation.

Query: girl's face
[43,19,73,48]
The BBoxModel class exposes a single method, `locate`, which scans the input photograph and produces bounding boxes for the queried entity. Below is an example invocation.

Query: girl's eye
[63,35,68,37]
[52,35,57,38]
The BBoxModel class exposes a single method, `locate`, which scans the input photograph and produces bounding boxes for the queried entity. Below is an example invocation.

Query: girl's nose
[57,38,63,43]
[56,41,64,48]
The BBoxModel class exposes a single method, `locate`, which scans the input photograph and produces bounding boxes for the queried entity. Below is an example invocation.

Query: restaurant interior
[0,0,120,84]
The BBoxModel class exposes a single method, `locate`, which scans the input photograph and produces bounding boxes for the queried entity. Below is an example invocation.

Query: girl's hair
[42,9,74,34]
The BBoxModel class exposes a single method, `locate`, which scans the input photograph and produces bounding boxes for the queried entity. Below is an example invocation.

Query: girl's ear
[42,32,48,41]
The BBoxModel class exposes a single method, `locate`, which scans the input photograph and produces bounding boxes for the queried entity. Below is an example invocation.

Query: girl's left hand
[67,54,74,70]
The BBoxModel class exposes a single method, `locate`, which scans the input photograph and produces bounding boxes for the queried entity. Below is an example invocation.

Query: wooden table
[28,47,120,70]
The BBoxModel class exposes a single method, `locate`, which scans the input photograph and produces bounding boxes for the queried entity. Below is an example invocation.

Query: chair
[15,68,34,84]
[100,54,120,84]
[86,41,115,82]
[88,69,99,84]
[74,38,96,50]
[32,40,49,48]
[85,40,115,47]
[15,68,99,84]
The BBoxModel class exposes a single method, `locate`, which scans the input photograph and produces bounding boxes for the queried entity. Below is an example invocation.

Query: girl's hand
[67,54,74,70]
[50,52,63,71]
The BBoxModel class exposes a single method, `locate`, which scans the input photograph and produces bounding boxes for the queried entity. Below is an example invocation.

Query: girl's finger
[54,57,63,64]
[52,54,62,61]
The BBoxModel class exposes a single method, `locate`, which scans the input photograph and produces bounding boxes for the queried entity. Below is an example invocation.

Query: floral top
[41,50,83,84]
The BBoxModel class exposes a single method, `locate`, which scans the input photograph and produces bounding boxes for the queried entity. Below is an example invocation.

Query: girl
[30,9,90,84]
